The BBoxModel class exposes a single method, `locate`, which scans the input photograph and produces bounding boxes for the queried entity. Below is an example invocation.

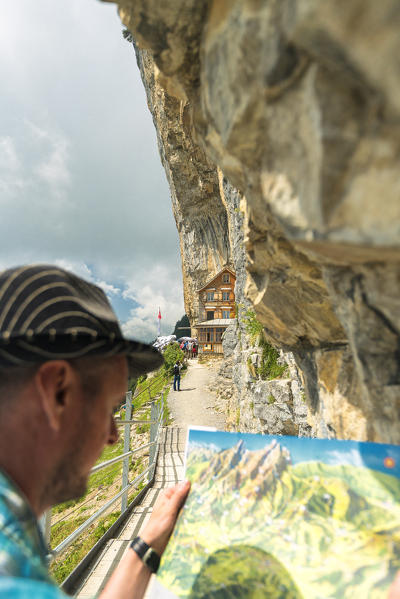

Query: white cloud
[96,280,121,296]
[29,122,71,190]
[0,136,26,200]
[54,259,121,300]
[0,137,20,172]
[54,259,94,281]
[0,120,71,208]
[51,261,185,342]
[0,0,184,344]
[122,264,184,342]
[328,449,365,469]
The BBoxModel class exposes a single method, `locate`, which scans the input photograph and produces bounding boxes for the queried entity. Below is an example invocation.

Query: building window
[207,311,214,321]
[222,310,230,319]
[207,328,214,342]
[207,291,214,301]
[215,327,224,342]
[199,329,207,342]
[222,291,230,301]
[222,273,230,283]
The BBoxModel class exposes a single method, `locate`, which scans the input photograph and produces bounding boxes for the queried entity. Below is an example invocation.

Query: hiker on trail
[187,340,193,358]
[173,360,182,391]
[0,265,190,599]
[192,342,198,358]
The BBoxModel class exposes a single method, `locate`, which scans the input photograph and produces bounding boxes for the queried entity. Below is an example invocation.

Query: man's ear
[34,361,76,432]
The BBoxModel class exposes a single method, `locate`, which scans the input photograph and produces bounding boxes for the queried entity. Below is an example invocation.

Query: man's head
[0,353,128,513]
[34,354,128,508]
[0,264,162,514]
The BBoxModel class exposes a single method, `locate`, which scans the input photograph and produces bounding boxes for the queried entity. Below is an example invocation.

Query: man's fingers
[156,480,190,507]
[140,480,191,555]
[168,480,191,509]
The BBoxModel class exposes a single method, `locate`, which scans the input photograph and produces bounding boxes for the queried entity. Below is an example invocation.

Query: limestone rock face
[134,49,232,325]
[110,0,400,442]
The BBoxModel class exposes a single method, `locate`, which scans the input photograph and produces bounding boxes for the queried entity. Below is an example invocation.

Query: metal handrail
[114,419,158,424]
[90,441,155,474]
[52,464,153,557]
[49,388,167,561]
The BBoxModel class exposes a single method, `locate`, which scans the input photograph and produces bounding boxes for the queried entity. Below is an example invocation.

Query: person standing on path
[173,360,182,391]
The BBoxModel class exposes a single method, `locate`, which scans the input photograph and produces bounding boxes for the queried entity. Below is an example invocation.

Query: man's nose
[107,415,119,445]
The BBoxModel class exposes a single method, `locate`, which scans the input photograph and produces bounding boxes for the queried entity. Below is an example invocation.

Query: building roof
[197,267,236,292]
[194,318,236,327]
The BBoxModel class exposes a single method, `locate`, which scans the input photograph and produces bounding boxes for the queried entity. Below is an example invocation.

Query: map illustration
[153,428,400,598]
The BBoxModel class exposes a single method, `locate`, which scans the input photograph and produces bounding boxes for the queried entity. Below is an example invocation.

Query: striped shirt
[0,470,66,598]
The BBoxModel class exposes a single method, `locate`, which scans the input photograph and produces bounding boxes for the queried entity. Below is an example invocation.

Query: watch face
[143,548,160,573]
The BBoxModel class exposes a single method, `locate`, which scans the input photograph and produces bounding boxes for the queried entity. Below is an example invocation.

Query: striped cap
[0,265,163,377]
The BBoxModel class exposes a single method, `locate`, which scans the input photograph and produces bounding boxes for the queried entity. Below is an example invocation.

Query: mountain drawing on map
[155,429,400,599]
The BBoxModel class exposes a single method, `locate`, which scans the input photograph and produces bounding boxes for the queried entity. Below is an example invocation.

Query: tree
[173,314,191,338]
[163,343,184,375]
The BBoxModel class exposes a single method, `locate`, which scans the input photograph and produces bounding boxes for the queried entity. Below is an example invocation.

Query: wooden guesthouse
[194,267,236,354]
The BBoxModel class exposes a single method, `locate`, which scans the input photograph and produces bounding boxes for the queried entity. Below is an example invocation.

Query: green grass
[132,370,169,413]
[130,456,146,476]
[50,511,120,584]
[162,387,171,424]
[88,439,124,490]
[136,408,151,434]
[50,481,147,584]
[51,439,124,515]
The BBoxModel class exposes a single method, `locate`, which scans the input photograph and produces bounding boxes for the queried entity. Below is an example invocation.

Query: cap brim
[0,334,163,379]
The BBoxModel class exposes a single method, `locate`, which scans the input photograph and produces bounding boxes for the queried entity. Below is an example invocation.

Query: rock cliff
[109,0,400,443]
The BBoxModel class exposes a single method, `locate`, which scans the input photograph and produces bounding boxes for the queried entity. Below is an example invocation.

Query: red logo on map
[384,457,395,469]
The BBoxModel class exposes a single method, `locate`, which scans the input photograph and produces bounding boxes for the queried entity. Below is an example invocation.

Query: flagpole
[157,307,161,337]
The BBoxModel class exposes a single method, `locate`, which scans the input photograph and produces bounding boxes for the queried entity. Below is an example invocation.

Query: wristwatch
[130,536,161,574]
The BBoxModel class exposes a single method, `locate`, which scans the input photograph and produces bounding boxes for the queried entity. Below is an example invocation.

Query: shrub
[163,343,184,375]
[243,310,287,381]
[243,310,264,343]
[259,343,287,381]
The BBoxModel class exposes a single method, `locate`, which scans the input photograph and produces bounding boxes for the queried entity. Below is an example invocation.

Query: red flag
[157,307,161,336]
[157,307,161,320]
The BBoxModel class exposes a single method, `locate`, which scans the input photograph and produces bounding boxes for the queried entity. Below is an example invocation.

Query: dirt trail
[168,359,226,432]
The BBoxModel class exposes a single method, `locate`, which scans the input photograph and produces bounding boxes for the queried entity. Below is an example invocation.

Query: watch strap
[130,536,160,574]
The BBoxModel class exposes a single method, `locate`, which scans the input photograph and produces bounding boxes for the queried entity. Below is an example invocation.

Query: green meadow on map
[156,429,400,599]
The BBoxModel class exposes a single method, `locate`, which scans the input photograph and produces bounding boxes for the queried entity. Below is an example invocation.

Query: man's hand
[99,480,190,599]
[140,480,191,555]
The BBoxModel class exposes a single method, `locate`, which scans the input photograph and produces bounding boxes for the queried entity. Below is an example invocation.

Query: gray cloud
[0,0,184,341]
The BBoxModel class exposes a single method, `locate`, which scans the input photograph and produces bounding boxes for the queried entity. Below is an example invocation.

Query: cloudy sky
[0,0,184,341]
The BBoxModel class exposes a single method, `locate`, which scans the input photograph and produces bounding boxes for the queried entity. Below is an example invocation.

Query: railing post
[149,401,158,479]
[121,391,132,513]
